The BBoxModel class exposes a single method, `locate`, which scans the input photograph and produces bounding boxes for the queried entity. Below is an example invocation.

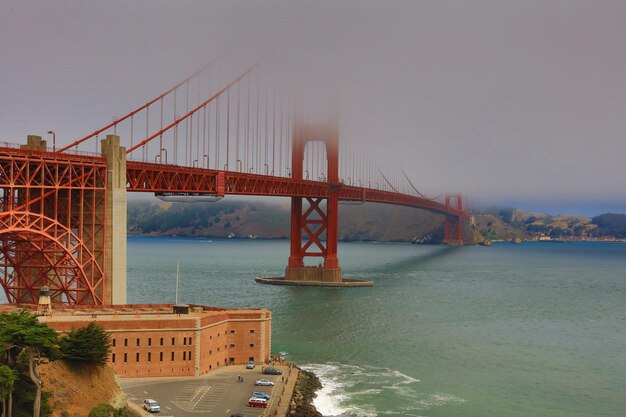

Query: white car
[143,399,160,413]
[255,379,275,386]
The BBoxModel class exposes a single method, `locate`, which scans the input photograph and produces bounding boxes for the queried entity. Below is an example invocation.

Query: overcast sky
[1,0,625,216]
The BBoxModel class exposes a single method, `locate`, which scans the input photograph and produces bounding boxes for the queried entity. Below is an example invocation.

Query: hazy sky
[2,0,625,215]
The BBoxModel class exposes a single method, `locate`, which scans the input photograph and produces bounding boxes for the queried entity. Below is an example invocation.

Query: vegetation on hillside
[58,322,111,366]
[591,213,626,238]
[473,207,626,240]
[87,403,140,417]
[127,199,466,243]
[0,312,114,417]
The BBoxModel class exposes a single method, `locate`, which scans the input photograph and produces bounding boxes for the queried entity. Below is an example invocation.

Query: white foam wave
[301,362,465,416]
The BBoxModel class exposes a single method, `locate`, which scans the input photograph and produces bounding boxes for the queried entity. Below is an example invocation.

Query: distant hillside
[128,199,481,244]
[472,207,626,240]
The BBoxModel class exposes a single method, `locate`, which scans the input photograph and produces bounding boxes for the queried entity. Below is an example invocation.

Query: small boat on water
[480,240,492,246]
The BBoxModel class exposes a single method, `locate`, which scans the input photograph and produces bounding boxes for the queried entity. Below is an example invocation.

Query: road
[119,365,284,417]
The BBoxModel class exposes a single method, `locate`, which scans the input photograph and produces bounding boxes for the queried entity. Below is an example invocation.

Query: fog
[2,0,625,215]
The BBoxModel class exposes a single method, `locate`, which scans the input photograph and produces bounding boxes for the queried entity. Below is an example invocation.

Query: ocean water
[123,237,626,417]
[6,237,624,416]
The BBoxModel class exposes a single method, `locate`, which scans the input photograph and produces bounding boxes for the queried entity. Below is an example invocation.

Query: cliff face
[40,361,124,417]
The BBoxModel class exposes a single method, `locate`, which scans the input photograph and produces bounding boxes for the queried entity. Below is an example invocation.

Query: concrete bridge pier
[101,135,127,304]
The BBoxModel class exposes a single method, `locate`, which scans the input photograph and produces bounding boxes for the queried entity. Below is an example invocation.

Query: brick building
[35,304,271,377]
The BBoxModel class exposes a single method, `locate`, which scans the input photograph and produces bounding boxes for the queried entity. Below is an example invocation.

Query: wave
[300,362,464,417]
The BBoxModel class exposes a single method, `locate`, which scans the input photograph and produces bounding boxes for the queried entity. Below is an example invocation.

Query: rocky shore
[288,367,324,417]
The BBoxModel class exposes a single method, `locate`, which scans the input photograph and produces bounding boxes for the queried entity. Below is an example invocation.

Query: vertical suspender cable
[215,96,219,170]
[226,88,230,170]
[236,79,240,171]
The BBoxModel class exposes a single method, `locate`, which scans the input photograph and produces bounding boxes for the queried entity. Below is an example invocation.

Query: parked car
[247,397,268,408]
[255,379,275,386]
[143,399,160,413]
[261,367,282,375]
[251,391,271,400]
[230,414,248,417]
[246,360,255,369]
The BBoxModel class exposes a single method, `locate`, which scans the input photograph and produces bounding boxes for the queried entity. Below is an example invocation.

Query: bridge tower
[285,117,343,283]
[444,194,464,245]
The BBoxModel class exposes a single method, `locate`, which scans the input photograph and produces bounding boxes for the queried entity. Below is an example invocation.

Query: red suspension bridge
[0,56,466,305]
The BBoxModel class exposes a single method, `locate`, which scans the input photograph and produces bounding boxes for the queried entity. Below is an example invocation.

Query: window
[160,352,163,362]
[230,329,235,334]
[209,335,212,340]
[123,353,127,363]
[136,338,140,347]
[249,329,255,334]
[209,350,212,355]
[171,352,175,361]
[183,337,186,345]
[124,339,128,347]
[229,344,235,348]
[112,353,116,363]
[112,339,116,347]
[189,337,193,344]
[160,337,164,346]
[229,357,235,364]
[136,352,140,362]
[249,343,255,348]
[148,352,151,362]
[249,356,255,362]
[183,352,187,361]
[217,347,220,352]
[189,351,192,361]
[148,338,152,347]
[171,337,175,345]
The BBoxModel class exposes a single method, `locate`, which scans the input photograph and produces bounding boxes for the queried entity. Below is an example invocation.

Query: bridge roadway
[130,161,463,217]
[0,146,463,218]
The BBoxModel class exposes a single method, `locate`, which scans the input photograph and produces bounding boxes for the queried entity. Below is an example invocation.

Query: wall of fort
[34,303,271,377]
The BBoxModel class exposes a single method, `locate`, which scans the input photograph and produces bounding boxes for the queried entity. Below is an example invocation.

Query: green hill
[127,199,480,243]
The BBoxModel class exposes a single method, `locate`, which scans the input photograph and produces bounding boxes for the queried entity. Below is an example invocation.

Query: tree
[58,322,111,366]
[0,310,58,417]
[0,364,17,417]
[87,403,115,417]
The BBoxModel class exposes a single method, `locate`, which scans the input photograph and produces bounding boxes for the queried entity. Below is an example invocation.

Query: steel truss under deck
[0,150,107,304]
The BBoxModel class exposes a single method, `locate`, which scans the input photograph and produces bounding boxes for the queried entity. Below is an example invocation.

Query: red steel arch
[0,211,103,304]
[0,146,107,305]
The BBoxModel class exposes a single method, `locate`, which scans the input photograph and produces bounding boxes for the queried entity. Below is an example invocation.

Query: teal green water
[126,237,625,417]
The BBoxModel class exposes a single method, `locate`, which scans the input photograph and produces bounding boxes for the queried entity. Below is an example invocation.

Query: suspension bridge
[0,56,466,305]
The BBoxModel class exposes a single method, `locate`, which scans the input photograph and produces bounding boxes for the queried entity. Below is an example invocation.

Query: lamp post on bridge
[47,131,56,152]
[161,148,168,164]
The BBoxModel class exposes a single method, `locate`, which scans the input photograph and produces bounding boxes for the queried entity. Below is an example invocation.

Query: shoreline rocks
[288,367,323,417]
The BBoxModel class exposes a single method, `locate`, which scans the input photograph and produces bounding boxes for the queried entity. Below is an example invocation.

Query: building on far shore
[1,303,271,378]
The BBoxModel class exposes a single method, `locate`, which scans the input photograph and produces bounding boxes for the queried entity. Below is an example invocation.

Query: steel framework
[0,149,107,304]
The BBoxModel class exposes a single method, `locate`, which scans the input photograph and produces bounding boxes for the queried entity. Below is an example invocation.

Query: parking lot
[120,364,286,417]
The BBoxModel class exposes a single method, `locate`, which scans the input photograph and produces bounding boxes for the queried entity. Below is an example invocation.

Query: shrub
[88,403,115,417]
